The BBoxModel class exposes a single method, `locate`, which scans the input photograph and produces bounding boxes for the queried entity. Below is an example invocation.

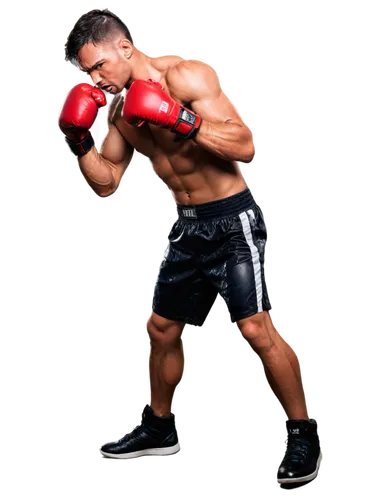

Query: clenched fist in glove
[59,83,107,157]
[122,79,201,140]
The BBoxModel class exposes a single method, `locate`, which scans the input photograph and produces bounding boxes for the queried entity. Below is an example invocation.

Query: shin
[237,311,309,420]
[147,313,185,416]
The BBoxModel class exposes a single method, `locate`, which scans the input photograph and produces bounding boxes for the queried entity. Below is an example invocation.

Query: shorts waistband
[176,188,256,221]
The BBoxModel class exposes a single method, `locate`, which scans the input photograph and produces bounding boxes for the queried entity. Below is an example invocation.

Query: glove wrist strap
[171,108,202,139]
[65,132,94,157]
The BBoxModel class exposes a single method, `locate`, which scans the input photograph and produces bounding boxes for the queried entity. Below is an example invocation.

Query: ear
[119,38,133,59]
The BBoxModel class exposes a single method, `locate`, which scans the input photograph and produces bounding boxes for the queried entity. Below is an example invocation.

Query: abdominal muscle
[152,147,248,205]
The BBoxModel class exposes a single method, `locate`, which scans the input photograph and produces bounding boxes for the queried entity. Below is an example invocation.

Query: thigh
[152,233,218,327]
[200,204,272,322]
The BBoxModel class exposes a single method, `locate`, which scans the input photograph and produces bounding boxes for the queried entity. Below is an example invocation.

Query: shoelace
[283,436,310,462]
[120,423,142,439]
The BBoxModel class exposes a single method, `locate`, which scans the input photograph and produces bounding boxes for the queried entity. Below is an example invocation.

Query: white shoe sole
[277,451,322,484]
[100,442,180,459]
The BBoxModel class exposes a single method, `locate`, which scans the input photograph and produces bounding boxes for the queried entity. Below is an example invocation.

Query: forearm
[193,120,255,163]
[78,146,115,197]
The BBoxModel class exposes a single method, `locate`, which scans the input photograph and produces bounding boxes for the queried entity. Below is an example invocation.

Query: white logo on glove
[159,101,169,113]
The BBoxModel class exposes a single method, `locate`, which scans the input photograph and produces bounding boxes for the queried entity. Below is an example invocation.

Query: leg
[147,312,186,417]
[237,311,309,420]
[99,311,183,459]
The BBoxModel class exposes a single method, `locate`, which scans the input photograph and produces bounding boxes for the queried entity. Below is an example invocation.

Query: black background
[44,3,331,489]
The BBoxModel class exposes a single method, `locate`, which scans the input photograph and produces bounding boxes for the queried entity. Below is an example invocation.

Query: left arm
[167,60,255,163]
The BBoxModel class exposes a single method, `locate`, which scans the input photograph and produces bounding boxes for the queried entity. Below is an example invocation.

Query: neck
[125,49,161,89]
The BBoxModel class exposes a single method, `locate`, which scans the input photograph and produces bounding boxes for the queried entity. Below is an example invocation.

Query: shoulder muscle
[166,60,220,102]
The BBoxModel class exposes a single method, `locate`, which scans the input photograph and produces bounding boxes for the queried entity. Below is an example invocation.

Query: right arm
[78,95,134,197]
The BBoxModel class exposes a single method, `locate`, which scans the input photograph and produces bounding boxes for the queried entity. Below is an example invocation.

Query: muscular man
[60,9,322,485]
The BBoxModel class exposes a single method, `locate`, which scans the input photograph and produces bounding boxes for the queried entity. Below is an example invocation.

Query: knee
[146,314,184,347]
[238,315,274,353]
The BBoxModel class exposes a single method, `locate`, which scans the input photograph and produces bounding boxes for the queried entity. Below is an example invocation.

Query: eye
[96,63,104,69]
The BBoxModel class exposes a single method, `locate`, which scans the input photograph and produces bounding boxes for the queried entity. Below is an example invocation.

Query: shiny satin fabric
[152,196,272,326]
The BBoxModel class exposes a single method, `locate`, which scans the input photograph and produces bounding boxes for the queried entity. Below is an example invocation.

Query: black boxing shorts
[152,187,272,326]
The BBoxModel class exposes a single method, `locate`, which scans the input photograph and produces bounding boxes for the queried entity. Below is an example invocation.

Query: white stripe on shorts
[239,209,263,313]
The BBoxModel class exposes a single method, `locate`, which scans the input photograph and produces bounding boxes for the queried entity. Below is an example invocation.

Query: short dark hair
[65,9,133,64]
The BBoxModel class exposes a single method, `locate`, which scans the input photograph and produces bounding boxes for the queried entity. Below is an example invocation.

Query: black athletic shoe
[100,404,180,459]
[277,419,322,484]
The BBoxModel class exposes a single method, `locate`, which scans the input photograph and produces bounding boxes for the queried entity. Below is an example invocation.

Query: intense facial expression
[77,36,132,94]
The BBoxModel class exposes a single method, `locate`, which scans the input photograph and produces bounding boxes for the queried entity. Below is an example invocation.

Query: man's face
[78,38,131,94]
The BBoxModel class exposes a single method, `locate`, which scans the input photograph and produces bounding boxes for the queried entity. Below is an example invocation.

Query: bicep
[192,89,246,126]
[100,121,133,166]
[100,122,134,189]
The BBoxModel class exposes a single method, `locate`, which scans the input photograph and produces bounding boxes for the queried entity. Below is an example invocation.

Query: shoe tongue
[143,403,154,415]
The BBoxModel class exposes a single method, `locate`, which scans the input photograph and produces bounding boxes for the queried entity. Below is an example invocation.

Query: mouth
[101,84,113,94]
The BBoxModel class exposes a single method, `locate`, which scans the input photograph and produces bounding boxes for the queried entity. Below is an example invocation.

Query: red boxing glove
[122,79,201,139]
[57,80,107,156]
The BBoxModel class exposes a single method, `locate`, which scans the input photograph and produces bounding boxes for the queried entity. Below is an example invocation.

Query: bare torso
[109,55,248,205]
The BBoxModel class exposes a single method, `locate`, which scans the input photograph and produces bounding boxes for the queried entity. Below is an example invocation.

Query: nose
[91,70,102,86]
